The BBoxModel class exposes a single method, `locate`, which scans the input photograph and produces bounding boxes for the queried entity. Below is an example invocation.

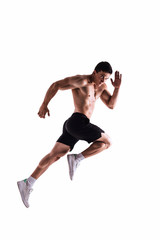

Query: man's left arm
[100,71,122,109]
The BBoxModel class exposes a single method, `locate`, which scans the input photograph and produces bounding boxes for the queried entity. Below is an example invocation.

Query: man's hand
[38,104,50,118]
[111,71,122,89]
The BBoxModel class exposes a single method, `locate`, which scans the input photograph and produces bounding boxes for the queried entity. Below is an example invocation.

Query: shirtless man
[17,61,122,208]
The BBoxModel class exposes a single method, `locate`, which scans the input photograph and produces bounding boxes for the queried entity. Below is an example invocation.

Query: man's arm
[38,75,88,118]
[100,71,122,109]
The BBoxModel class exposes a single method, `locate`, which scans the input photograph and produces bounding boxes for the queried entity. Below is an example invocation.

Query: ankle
[26,176,36,188]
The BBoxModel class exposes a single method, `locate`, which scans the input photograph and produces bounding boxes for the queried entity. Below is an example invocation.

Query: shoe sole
[17,181,29,208]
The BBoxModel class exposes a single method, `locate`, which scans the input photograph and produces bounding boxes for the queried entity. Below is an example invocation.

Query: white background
[0,0,160,239]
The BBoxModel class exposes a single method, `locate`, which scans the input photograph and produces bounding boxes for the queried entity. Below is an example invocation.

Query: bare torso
[38,70,122,120]
[72,75,106,119]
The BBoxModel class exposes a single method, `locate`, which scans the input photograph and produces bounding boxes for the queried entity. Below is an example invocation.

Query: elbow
[107,100,114,109]
[107,97,114,109]
[109,105,114,109]
[108,104,115,109]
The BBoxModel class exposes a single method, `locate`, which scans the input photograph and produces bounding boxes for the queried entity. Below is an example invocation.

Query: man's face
[93,70,111,86]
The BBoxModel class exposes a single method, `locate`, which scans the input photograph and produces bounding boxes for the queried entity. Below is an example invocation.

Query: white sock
[26,176,36,188]
[76,153,85,162]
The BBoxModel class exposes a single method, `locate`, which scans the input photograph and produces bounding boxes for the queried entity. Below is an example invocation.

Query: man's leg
[67,133,112,180]
[31,142,70,179]
[17,142,70,207]
[81,133,112,158]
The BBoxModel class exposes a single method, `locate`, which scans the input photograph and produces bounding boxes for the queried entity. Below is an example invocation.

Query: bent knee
[106,137,112,148]
[98,133,112,149]
[101,137,112,149]
[94,140,111,150]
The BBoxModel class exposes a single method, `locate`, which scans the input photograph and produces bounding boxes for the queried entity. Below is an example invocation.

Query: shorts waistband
[72,112,89,119]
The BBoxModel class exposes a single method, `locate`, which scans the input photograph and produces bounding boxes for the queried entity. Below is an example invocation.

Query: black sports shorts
[57,112,105,151]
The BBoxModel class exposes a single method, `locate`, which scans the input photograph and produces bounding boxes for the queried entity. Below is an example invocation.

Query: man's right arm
[38,75,88,118]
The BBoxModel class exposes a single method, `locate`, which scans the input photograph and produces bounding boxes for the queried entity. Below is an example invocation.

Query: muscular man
[17,61,122,208]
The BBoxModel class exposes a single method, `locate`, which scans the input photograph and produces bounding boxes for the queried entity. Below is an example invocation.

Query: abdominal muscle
[72,88,96,119]
[74,102,95,119]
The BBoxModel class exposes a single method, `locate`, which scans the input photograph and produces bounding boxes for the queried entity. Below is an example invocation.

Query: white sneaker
[67,154,80,180]
[17,180,33,208]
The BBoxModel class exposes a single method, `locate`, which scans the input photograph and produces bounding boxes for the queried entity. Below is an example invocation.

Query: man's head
[93,61,112,86]
[95,61,113,74]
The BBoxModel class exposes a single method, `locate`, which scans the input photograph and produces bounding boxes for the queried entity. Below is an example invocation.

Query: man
[17,61,122,208]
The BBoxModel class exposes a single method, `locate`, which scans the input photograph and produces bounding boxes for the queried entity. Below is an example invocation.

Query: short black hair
[95,61,113,74]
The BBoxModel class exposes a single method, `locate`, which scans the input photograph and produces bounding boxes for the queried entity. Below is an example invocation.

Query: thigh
[56,120,79,151]
[77,122,105,143]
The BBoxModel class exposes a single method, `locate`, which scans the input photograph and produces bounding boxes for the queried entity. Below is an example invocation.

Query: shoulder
[100,83,108,92]
[68,74,90,87]
[70,74,89,81]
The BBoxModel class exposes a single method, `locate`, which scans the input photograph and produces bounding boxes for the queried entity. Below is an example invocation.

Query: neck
[89,73,93,83]
[90,73,97,84]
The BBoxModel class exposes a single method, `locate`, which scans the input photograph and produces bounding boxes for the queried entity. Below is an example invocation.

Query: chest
[80,84,103,100]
